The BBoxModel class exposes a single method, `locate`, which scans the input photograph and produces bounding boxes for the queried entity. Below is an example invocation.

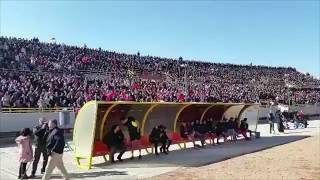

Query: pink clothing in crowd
[15,135,33,163]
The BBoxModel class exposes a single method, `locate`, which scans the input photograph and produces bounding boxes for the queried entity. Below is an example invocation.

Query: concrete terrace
[0,121,319,180]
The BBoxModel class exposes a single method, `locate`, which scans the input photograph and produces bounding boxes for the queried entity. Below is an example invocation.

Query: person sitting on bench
[180,122,198,148]
[215,119,227,144]
[226,118,237,141]
[180,122,189,139]
[149,126,162,155]
[159,125,171,154]
[205,118,217,145]
[233,118,240,137]
[240,118,251,140]
[193,120,206,148]
[103,125,126,163]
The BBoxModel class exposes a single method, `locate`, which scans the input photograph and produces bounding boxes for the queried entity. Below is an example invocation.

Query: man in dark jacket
[240,118,251,140]
[159,126,171,154]
[269,113,276,134]
[193,120,206,147]
[226,118,237,141]
[215,119,227,144]
[121,116,142,159]
[42,119,69,180]
[104,125,126,163]
[30,117,49,178]
[149,126,162,155]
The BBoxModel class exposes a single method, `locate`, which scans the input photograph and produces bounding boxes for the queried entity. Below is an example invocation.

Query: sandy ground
[1,122,319,180]
[150,131,320,180]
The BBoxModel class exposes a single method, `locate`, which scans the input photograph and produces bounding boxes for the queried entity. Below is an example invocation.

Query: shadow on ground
[94,135,310,169]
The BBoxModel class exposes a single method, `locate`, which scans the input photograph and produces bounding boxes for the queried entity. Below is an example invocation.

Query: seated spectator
[149,126,161,155]
[159,125,171,154]
[240,118,251,140]
[103,125,126,163]
[215,119,227,144]
[226,118,237,141]
[180,122,199,148]
[193,120,206,148]
[233,118,240,136]
[205,118,217,145]
[180,122,190,139]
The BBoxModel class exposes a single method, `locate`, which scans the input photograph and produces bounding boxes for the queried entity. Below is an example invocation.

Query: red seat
[140,135,151,147]
[206,133,217,139]
[140,135,149,145]
[169,132,185,143]
[93,141,110,156]
[125,138,142,150]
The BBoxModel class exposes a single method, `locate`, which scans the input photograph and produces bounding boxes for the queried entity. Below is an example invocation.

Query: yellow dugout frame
[72,101,260,169]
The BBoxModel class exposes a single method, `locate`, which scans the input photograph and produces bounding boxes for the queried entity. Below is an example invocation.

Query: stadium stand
[1,36,319,109]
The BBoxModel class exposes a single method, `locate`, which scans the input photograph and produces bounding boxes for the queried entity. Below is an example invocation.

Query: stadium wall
[0,111,76,132]
[257,104,320,123]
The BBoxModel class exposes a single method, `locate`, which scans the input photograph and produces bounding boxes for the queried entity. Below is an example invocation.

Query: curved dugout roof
[72,101,259,169]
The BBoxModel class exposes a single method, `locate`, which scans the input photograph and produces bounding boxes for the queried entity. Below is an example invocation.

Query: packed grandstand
[0,36,319,108]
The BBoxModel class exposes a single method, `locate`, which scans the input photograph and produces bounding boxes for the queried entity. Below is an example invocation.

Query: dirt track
[150,133,320,180]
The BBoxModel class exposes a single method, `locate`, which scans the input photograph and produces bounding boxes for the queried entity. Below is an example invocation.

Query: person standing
[30,118,49,178]
[121,116,142,159]
[278,114,285,133]
[42,119,69,180]
[16,128,33,179]
[269,112,275,134]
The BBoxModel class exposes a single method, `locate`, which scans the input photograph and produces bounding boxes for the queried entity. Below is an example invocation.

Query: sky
[1,0,319,78]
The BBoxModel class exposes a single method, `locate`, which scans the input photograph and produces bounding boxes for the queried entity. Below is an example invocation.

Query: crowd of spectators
[1,36,319,108]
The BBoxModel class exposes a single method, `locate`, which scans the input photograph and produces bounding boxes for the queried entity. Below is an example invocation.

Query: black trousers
[32,146,48,174]
[150,140,160,154]
[216,131,227,144]
[152,139,172,153]
[18,162,27,177]
[160,139,172,152]
[110,145,126,161]
[270,123,275,133]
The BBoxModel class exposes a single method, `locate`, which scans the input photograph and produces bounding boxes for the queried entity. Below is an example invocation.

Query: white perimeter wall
[240,105,259,131]
[258,104,320,122]
[0,112,76,132]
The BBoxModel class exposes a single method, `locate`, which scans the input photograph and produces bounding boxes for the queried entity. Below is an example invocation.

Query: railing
[0,107,75,113]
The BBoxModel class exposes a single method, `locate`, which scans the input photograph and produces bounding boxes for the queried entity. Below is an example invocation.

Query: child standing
[15,128,33,179]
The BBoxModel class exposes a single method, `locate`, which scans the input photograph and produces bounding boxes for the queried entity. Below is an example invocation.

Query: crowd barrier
[1,107,75,113]
[73,101,260,169]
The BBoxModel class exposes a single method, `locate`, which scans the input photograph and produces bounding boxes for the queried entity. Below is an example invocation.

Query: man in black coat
[42,119,69,180]
[159,126,171,154]
[215,119,227,144]
[149,126,162,155]
[121,116,142,159]
[193,120,206,147]
[240,118,251,140]
[30,117,49,178]
[103,125,126,163]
